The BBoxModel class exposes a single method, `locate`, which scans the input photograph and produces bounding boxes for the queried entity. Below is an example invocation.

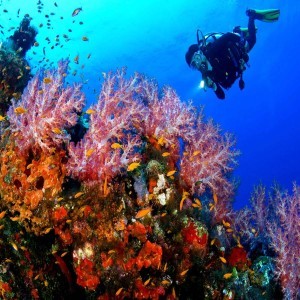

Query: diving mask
[190,51,208,73]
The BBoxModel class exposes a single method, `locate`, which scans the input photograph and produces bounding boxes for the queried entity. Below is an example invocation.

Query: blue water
[1,0,299,209]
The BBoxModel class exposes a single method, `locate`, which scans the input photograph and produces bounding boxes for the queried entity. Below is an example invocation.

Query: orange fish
[14,106,27,114]
[135,207,151,219]
[167,170,176,177]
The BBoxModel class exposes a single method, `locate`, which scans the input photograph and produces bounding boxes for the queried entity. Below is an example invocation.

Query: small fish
[52,128,62,134]
[11,242,18,251]
[14,106,27,114]
[34,42,39,47]
[44,227,52,234]
[115,287,123,296]
[157,136,165,146]
[74,55,79,64]
[61,251,68,257]
[82,36,89,41]
[111,142,122,149]
[74,192,84,198]
[180,269,189,276]
[0,210,6,219]
[213,192,218,204]
[162,152,170,157]
[222,220,231,228]
[167,170,176,177]
[219,256,227,264]
[87,53,91,59]
[72,7,82,17]
[43,77,52,84]
[144,278,151,286]
[127,162,140,171]
[192,198,202,209]
[85,108,95,114]
[85,148,95,157]
[223,273,232,279]
[135,207,151,219]
[0,115,6,121]
[54,2,58,7]
[193,150,201,156]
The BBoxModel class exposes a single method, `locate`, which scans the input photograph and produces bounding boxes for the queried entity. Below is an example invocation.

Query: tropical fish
[52,128,62,134]
[43,77,52,84]
[223,273,232,279]
[82,36,89,41]
[115,288,123,296]
[162,152,170,157]
[72,7,82,17]
[111,142,122,149]
[14,106,27,114]
[127,162,140,171]
[85,148,95,157]
[167,170,176,177]
[135,207,151,219]
[0,115,6,121]
[219,256,227,264]
[74,192,84,198]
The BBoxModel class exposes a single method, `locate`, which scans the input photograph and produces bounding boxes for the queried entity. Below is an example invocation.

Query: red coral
[181,220,208,254]
[75,258,100,290]
[227,247,250,271]
[52,206,68,224]
[134,278,165,300]
[135,240,162,270]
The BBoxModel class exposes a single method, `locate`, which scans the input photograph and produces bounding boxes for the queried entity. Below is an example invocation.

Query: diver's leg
[247,16,256,51]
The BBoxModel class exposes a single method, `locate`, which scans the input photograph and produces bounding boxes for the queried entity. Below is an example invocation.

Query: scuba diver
[7,14,37,56]
[185,8,280,99]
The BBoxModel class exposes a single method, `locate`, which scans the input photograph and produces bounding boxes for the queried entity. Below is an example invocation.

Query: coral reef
[0,60,298,299]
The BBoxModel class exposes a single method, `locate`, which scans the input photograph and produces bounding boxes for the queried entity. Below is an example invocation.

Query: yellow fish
[223,273,232,279]
[111,143,122,149]
[193,150,201,156]
[43,77,52,84]
[222,220,231,228]
[74,192,84,198]
[14,106,27,114]
[127,162,140,171]
[86,108,96,114]
[219,256,227,264]
[135,207,151,219]
[167,170,176,177]
[162,152,170,157]
[52,128,62,134]
[0,115,5,121]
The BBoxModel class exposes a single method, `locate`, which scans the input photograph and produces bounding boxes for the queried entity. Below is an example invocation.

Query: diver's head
[20,14,32,31]
[185,44,199,67]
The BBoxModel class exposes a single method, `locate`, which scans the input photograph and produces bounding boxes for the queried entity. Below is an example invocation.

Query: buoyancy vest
[199,32,249,89]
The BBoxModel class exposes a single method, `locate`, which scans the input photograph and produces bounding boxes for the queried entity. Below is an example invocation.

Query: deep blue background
[1,0,299,209]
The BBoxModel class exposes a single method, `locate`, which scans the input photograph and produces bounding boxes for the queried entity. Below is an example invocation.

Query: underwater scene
[0,0,299,299]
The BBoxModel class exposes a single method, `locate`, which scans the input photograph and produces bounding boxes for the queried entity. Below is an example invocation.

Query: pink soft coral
[7,60,85,153]
[267,184,300,299]
[67,69,147,185]
[180,114,239,199]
